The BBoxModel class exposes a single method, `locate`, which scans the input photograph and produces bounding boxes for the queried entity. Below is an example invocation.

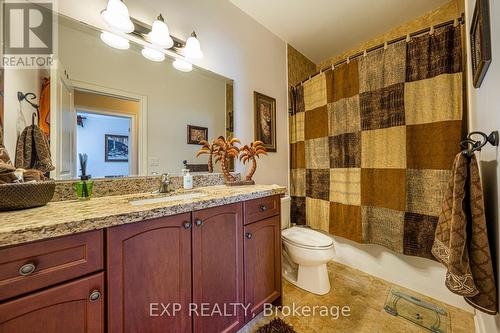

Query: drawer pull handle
[19,262,36,276]
[183,222,192,229]
[89,290,101,302]
[195,219,204,227]
[260,205,268,212]
[245,233,253,240]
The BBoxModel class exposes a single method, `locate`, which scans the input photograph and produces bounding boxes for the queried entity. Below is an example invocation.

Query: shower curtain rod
[295,13,465,87]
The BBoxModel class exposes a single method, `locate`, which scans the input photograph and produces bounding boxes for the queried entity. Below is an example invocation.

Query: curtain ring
[383,41,388,50]
[331,63,335,70]
[453,18,459,27]
[363,49,367,57]
[346,56,350,64]
[406,34,411,42]
[430,25,435,35]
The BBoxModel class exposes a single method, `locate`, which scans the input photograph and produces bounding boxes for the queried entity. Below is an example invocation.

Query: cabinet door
[107,213,192,333]
[192,203,244,333]
[244,216,282,321]
[0,273,104,333]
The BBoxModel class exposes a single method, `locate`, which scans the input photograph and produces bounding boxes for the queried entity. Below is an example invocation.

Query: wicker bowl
[0,181,56,211]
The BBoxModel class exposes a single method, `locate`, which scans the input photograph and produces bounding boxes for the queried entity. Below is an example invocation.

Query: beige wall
[317,0,464,70]
[75,91,140,116]
[465,0,500,331]
[287,44,316,88]
[57,0,289,187]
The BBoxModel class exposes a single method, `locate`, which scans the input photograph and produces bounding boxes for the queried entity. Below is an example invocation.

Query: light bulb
[173,58,193,72]
[142,47,165,62]
[183,31,203,60]
[100,31,130,50]
[148,14,174,48]
[101,0,134,33]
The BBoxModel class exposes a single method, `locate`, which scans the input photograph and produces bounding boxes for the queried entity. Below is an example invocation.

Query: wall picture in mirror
[105,135,129,162]
[187,125,208,145]
[254,92,276,152]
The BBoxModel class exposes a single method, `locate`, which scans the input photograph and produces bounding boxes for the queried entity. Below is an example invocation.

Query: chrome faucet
[158,173,172,193]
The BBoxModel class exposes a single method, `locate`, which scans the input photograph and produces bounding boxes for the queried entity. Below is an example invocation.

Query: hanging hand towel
[432,153,497,314]
[0,128,17,184]
[15,125,54,173]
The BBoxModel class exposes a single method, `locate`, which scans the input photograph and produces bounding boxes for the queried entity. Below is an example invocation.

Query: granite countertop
[0,184,287,247]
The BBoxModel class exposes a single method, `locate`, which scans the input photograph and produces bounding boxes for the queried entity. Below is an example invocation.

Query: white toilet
[280,196,335,295]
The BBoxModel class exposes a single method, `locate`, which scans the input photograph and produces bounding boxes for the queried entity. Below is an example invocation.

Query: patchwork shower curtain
[289,25,464,259]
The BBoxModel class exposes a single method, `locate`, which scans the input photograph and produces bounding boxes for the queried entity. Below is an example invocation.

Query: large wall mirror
[0,12,233,180]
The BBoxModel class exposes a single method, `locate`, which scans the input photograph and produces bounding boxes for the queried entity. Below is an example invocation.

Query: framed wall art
[254,92,276,152]
[105,134,129,162]
[470,0,492,88]
[187,125,208,145]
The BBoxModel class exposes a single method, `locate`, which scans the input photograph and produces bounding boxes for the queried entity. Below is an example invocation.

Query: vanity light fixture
[173,58,193,72]
[100,31,130,50]
[141,47,166,62]
[101,0,134,33]
[183,31,203,60]
[148,14,174,49]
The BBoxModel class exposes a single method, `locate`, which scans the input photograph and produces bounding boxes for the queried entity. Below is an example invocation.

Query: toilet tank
[281,195,291,230]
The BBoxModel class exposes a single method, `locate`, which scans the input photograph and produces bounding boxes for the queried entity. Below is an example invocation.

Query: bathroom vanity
[0,184,285,332]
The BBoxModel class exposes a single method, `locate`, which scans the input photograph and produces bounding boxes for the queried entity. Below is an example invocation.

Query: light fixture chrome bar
[130,17,185,56]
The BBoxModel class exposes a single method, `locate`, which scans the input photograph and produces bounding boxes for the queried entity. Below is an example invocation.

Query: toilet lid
[282,227,333,248]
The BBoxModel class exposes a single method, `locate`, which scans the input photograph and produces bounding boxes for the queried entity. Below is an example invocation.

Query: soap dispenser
[183,169,193,190]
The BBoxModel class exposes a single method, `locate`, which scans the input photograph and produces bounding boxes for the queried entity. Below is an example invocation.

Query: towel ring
[461,131,499,157]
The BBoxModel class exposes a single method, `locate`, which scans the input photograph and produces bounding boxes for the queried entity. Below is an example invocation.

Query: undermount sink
[129,192,208,206]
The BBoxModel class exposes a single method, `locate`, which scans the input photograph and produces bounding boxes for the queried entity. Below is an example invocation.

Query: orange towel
[39,78,50,138]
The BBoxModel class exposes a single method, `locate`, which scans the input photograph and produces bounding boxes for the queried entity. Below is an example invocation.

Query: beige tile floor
[240,261,475,333]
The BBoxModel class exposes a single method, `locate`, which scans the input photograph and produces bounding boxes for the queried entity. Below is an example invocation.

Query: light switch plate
[149,158,160,167]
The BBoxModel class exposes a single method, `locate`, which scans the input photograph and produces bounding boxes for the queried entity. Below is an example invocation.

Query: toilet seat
[282,226,334,250]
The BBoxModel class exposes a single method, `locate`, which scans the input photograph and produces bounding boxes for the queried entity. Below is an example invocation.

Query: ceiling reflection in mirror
[0,13,233,181]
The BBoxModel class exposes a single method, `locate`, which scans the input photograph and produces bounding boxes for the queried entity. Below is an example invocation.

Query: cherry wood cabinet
[0,272,104,333]
[243,215,282,321]
[0,195,282,333]
[0,230,103,301]
[192,203,244,333]
[243,196,280,225]
[107,213,193,333]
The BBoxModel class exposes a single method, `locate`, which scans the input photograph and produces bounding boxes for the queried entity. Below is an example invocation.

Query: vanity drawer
[244,195,280,225]
[0,230,103,301]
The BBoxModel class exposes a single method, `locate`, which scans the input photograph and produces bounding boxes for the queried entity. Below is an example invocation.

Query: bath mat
[384,288,450,333]
[255,318,297,333]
